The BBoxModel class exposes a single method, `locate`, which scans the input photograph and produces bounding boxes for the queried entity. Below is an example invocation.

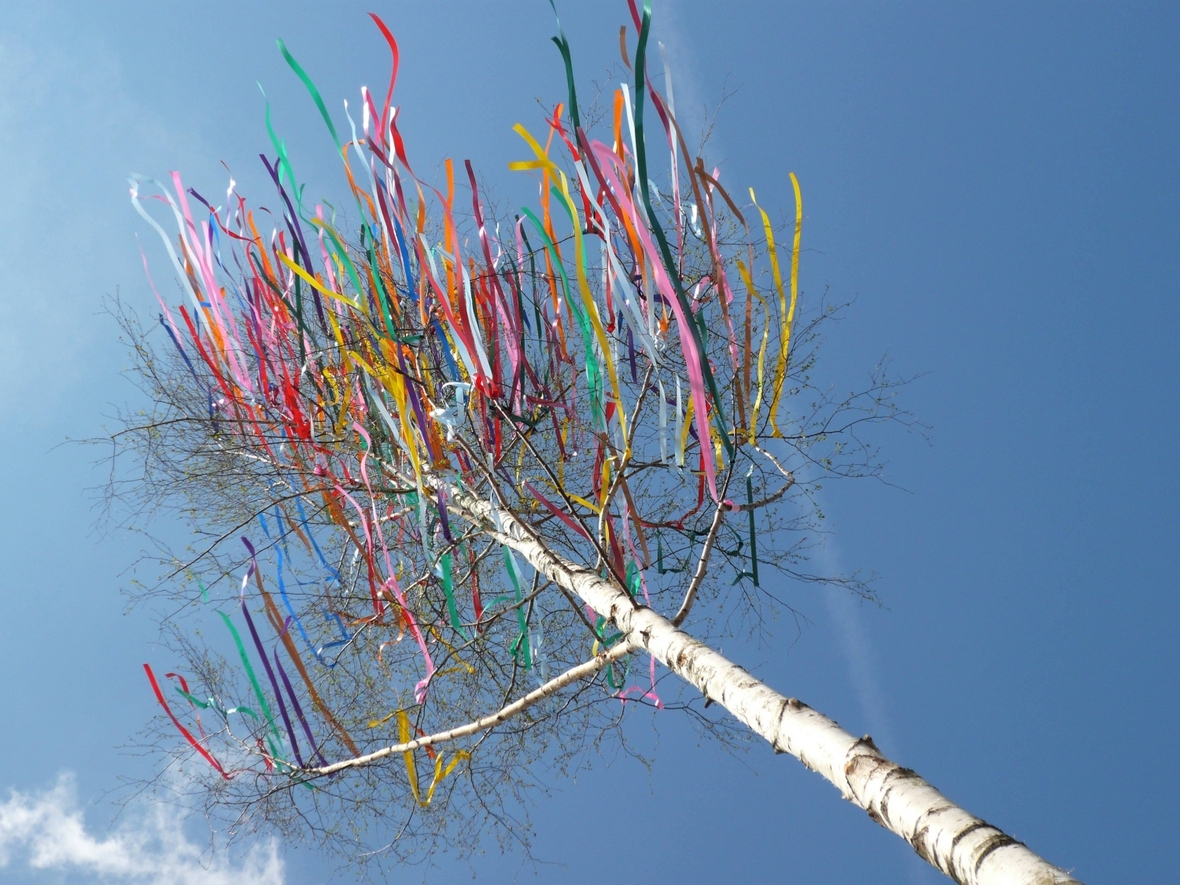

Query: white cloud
[0,774,284,885]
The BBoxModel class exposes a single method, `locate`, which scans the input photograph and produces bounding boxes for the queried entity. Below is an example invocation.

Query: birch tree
[114,4,1080,883]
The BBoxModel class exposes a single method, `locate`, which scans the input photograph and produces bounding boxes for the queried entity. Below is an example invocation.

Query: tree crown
[116,2,904,866]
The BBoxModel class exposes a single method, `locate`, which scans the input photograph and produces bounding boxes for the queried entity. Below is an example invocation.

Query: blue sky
[1,2,1176,882]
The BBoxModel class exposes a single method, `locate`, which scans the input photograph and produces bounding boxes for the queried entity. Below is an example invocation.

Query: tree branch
[302,641,635,778]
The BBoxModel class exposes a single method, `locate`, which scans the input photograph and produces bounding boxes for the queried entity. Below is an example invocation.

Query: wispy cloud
[821,561,897,754]
[806,534,894,748]
[0,774,284,884]
[817,539,942,884]
[650,0,715,158]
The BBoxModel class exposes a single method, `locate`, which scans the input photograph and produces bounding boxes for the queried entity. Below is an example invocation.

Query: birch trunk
[467,495,1081,885]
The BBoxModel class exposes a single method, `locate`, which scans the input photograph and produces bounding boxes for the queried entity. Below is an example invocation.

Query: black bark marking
[911,824,934,864]
[772,698,792,753]
[950,820,992,854]
[879,779,896,826]
[875,763,915,824]
[912,829,938,869]
[973,832,1019,876]
[844,745,887,780]
[911,801,958,866]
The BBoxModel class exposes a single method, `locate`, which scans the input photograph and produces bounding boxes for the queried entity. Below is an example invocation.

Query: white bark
[464,494,1081,885]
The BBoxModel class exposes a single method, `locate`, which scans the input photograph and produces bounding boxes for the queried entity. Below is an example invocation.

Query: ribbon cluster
[137,0,802,794]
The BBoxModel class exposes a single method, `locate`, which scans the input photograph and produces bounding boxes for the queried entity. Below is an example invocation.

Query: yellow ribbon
[398,710,470,807]
[750,176,801,438]
[276,250,362,311]
[735,257,771,444]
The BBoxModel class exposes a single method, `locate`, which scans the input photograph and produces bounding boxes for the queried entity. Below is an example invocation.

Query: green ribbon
[520,206,604,428]
[278,39,342,151]
[502,547,532,669]
[439,551,468,640]
[656,532,685,575]
[746,474,760,587]
[217,610,285,762]
[630,0,735,458]
[366,236,399,341]
[546,0,581,132]
[173,688,260,724]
